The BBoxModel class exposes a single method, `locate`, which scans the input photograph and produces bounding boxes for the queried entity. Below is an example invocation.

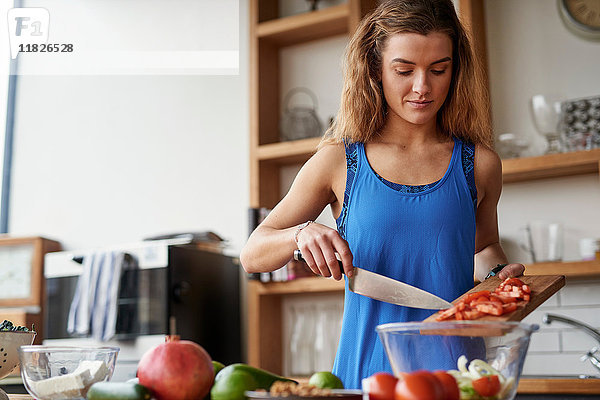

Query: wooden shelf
[525,258,600,279]
[502,148,600,183]
[257,4,350,47]
[257,137,320,164]
[252,276,344,296]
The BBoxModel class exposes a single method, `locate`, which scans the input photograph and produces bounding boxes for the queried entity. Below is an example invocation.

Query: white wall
[485,0,600,263]
[8,1,249,252]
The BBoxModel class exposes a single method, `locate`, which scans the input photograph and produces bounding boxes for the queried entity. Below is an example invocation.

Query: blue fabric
[332,137,477,389]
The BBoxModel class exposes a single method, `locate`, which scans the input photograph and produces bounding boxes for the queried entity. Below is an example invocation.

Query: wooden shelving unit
[250,0,378,210]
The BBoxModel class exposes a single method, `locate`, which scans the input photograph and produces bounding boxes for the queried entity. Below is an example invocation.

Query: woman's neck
[375,115,447,147]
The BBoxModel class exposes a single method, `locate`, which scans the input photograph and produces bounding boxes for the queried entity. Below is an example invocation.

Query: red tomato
[432,371,459,400]
[395,370,443,400]
[364,372,398,400]
[472,375,501,397]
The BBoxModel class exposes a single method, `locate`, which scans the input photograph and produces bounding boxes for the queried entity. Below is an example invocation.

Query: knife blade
[293,249,452,310]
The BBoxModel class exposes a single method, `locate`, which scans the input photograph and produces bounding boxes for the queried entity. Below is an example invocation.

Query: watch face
[563,0,600,30]
[0,244,34,299]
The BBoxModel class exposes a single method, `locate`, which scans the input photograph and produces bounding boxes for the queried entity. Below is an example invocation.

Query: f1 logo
[7,8,50,59]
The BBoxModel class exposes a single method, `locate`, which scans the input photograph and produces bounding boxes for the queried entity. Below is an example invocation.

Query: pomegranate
[137,335,214,400]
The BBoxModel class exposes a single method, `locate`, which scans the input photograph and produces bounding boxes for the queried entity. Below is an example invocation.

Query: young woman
[241,0,524,388]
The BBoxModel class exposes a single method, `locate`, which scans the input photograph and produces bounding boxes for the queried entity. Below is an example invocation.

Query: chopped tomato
[500,277,525,287]
[435,277,532,321]
[475,303,503,316]
[462,309,484,320]
[502,302,517,313]
[462,290,491,303]
[472,375,501,397]
[490,293,517,303]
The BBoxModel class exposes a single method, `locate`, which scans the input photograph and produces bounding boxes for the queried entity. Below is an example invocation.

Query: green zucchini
[87,382,152,400]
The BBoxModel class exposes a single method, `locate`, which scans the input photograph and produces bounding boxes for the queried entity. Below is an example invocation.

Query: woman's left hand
[496,263,525,280]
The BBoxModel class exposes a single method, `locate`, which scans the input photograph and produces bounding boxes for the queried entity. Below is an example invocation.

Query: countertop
[518,377,600,395]
[5,378,600,398]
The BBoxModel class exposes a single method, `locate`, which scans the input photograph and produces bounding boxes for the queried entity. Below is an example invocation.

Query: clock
[0,243,35,301]
[0,236,61,308]
[558,0,600,41]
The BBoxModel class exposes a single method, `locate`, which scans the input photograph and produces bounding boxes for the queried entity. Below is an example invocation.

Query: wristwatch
[485,264,507,280]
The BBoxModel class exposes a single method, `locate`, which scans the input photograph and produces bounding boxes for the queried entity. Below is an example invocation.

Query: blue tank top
[332,137,477,389]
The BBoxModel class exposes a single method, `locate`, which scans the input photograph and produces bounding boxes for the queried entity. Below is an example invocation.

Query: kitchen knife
[293,250,452,310]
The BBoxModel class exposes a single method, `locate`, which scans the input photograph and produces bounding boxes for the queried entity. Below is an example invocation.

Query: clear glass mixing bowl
[376,321,539,400]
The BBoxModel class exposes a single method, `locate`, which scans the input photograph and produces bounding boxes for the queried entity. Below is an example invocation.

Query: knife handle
[293,249,346,275]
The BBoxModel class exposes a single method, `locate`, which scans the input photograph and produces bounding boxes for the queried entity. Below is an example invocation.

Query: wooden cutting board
[423,274,565,323]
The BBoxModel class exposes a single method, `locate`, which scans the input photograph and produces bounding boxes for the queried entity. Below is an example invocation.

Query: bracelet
[485,264,508,280]
[294,221,313,245]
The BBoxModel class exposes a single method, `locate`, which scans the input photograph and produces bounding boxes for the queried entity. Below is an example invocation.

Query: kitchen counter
[518,377,600,395]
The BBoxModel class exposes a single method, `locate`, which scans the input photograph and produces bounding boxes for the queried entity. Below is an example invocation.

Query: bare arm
[473,145,525,282]
[240,144,353,280]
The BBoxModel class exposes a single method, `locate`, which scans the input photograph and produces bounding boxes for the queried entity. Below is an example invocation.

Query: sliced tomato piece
[522,284,531,293]
[499,277,525,288]
[490,293,517,303]
[523,294,530,301]
[502,302,517,313]
[435,306,458,321]
[503,291,525,298]
[475,303,504,316]
[463,290,491,303]
[472,375,501,397]
[462,309,484,320]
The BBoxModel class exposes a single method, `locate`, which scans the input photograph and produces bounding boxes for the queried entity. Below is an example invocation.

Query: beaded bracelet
[294,221,313,245]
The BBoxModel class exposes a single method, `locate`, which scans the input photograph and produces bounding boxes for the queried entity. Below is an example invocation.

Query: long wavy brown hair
[320,0,492,148]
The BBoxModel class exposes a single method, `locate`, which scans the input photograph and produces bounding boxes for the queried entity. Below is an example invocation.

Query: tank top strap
[460,140,477,209]
[338,141,359,239]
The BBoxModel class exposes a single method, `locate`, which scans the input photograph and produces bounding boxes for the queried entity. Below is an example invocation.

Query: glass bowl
[376,321,539,400]
[18,346,120,400]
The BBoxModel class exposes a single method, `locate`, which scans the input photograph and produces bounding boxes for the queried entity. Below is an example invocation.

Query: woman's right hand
[294,222,353,280]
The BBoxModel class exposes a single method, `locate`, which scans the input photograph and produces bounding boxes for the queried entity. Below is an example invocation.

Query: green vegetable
[87,382,152,400]
[212,360,225,377]
[210,364,297,400]
[0,319,33,332]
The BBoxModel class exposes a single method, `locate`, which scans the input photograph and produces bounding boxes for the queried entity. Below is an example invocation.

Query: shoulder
[297,143,348,185]
[474,144,502,201]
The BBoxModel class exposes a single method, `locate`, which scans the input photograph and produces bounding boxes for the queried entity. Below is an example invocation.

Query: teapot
[280,87,323,141]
